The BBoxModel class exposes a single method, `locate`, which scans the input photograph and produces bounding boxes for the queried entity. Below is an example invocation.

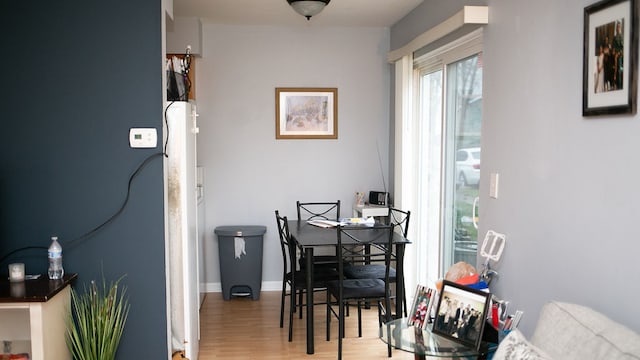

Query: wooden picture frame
[275,87,337,139]
[583,0,638,116]
[432,280,491,351]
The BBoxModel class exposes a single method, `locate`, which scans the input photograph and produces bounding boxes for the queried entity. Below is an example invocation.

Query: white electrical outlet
[129,128,157,148]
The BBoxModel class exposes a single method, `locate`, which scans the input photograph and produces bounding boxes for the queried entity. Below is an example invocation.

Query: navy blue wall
[0,1,168,358]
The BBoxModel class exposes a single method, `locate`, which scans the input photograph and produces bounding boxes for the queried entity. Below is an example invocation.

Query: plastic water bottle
[48,236,64,280]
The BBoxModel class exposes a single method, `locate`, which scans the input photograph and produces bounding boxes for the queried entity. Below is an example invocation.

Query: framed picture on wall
[583,0,638,116]
[275,87,337,139]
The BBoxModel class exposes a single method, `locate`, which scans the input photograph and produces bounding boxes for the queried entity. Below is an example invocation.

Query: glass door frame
[410,29,484,286]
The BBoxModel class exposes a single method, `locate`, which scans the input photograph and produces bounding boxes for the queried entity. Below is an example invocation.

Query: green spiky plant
[66,276,130,360]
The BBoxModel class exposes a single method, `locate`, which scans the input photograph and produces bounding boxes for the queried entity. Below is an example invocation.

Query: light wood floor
[198,291,415,360]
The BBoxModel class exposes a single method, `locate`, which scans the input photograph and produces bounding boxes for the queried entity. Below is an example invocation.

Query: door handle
[472,197,479,229]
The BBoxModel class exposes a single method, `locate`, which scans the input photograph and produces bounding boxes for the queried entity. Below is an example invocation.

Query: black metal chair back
[296,200,341,270]
[388,207,410,237]
[342,207,411,319]
[275,210,296,274]
[296,200,341,221]
[275,210,303,341]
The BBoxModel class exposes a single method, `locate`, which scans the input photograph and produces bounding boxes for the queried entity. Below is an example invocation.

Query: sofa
[493,301,640,360]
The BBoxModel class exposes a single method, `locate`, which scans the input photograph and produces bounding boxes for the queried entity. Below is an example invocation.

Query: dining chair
[296,200,341,270]
[342,208,411,318]
[275,210,338,341]
[325,224,394,360]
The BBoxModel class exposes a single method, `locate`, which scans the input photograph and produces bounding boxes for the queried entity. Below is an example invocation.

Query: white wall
[394,0,640,336]
[195,24,392,290]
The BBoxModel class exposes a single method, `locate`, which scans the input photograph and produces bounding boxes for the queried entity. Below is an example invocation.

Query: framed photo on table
[275,87,337,139]
[407,285,435,330]
[432,280,491,351]
[583,0,638,116]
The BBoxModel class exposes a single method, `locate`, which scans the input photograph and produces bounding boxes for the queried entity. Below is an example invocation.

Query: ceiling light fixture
[287,0,331,21]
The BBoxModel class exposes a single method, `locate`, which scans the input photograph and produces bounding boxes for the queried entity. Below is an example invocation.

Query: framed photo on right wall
[583,0,638,116]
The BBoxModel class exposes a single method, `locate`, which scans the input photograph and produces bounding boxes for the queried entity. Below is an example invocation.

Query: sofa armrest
[530,301,640,360]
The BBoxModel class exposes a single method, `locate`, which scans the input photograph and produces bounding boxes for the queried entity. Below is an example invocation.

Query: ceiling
[172,0,424,27]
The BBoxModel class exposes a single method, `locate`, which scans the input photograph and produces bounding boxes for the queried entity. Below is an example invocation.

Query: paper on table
[340,217,376,226]
[307,219,341,228]
[308,217,376,228]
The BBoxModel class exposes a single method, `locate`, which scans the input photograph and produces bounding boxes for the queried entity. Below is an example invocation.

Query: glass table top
[380,318,497,358]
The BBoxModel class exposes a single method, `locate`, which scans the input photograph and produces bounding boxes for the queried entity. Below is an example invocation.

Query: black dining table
[287,219,411,355]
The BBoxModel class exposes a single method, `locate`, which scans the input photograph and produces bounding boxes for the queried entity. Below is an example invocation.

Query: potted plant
[66,276,130,360]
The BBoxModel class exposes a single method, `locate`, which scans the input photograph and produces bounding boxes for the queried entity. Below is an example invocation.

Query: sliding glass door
[413,32,483,281]
[443,54,482,273]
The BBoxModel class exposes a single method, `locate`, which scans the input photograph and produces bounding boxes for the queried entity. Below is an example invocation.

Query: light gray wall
[195,24,392,289]
[394,0,640,336]
[390,0,488,50]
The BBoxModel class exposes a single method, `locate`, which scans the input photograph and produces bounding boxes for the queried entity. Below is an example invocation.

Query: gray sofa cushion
[530,301,640,360]
[494,329,552,360]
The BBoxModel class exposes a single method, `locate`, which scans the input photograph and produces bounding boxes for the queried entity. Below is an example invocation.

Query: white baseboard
[201,280,281,293]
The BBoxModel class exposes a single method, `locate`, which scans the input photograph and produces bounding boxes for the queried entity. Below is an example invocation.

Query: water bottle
[48,236,64,280]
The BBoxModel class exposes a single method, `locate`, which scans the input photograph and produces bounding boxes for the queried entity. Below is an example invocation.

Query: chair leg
[288,288,295,341]
[402,284,407,318]
[280,280,286,328]
[326,291,331,341]
[386,321,392,357]
[298,289,303,319]
[338,300,344,360]
[384,297,393,358]
[357,301,363,337]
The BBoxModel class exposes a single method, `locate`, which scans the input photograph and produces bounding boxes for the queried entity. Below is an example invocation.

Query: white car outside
[456,147,480,187]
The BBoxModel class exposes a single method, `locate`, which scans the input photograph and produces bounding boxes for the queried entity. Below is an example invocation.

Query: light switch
[129,128,157,148]
[490,173,499,199]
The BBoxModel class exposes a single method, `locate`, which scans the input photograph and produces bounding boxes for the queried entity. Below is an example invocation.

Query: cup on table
[10,282,26,297]
[8,263,25,282]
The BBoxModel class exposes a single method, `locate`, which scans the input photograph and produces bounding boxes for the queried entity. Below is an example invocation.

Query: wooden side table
[0,274,77,360]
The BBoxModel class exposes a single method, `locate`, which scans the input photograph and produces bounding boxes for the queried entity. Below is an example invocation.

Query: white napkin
[234,237,246,259]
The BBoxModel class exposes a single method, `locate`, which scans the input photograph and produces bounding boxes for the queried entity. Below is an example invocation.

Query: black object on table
[0,273,78,302]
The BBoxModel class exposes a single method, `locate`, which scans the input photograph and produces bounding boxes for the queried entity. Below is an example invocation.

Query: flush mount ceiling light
[287,0,331,20]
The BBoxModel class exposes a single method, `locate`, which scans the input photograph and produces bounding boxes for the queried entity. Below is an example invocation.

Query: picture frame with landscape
[275,87,337,139]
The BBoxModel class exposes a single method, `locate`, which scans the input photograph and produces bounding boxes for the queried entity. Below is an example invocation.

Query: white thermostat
[129,128,157,148]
